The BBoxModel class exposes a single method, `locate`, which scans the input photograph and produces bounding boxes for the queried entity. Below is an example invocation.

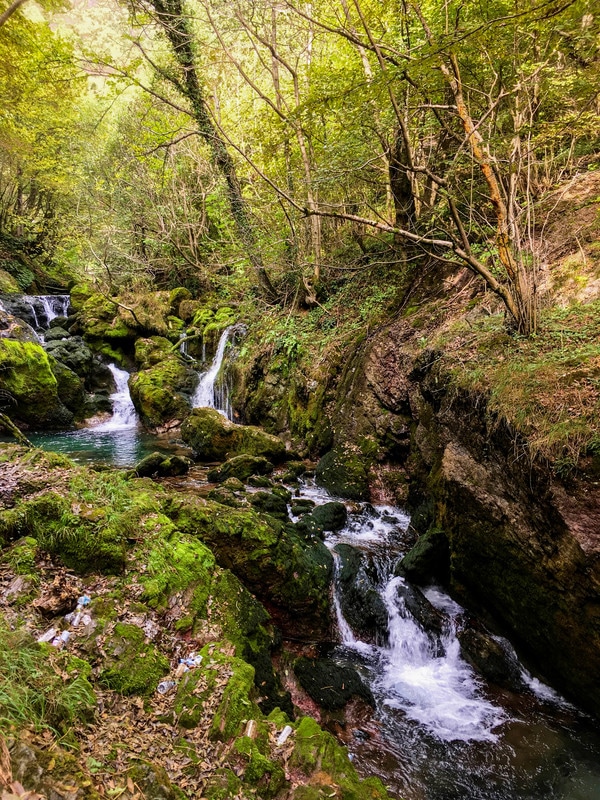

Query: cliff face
[286,317,600,714]
[344,324,600,713]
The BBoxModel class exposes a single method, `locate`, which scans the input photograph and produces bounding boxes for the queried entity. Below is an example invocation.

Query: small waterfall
[94,364,139,431]
[179,333,188,358]
[192,325,234,418]
[0,294,70,331]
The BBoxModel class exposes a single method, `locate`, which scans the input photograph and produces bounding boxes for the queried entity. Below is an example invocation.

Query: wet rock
[397,527,450,584]
[0,308,39,343]
[316,446,370,501]
[44,336,94,378]
[49,358,85,414]
[249,491,289,521]
[311,501,347,532]
[182,408,288,462]
[49,315,68,329]
[207,454,274,483]
[334,543,389,642]
[395,580,446,639]
[458,626,527,691]
[44,325,71,341]
[295,514,326,540]
[293,657,374,710]
[207,487,243,507]
[222,476,245,491]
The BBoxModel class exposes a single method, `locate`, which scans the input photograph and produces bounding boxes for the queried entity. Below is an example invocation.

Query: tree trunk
[149,0,276,299]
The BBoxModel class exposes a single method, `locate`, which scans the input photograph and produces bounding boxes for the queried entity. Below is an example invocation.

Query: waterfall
[192,326,234,418]
[94,364,139,431]
[0,294,70,331]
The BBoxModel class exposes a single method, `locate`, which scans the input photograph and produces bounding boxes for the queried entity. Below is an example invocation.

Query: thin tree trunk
[149,0,276,299]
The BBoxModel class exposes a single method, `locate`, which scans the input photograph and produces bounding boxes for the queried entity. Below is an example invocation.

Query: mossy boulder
[99,622,169,695]
[135,451,192,478]
[181,408,287,462]
[398,527,450,584]
[293,657,373,710]
[0,339,73,428]
[166,496,333,638]
[69,283,96,312]
[134,336,173,370]
[248,491,289,522]
[316,446,370,501]
[79,294,135,340]
[311,502,347,532]
[0,268,19,293]
[129,356,196,428]
[290,717,389,800]
[169,287,192,313]
[207,454,274,483]
[234,736,287,798]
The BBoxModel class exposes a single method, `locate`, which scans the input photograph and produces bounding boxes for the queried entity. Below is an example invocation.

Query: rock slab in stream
[181,408,288,462]
[293,656,374,710]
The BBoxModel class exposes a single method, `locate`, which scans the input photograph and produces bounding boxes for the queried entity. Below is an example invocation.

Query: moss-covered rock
[181,409,287,462]
[0,268,20,293]
[69,283,96,312]
[129,356,196,428]
[207,454,274,483]
[135,451,192,477]
[290,717,389,800]
[315,446,370,501]
[169,287,192,313]
[234,736,287,797]
[0,338,73,428]
[100,622,169,695]
[134,336,173,370]
[398,527,450,584]
[166,496,333,638]
[79,294,135,340]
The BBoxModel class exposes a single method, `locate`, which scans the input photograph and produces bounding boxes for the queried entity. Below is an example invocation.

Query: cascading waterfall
[0,294,70,331]
[192,325,234,418]
[287,481,600,800]
[94,364,139,431]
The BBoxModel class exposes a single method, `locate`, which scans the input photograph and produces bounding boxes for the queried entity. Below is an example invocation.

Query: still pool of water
[0,429,187,468]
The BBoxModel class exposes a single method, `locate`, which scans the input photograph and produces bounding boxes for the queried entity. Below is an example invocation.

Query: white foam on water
[94,364,139,431]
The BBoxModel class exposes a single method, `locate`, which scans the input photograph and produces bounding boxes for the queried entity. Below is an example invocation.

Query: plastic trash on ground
[157,680,177,695]
[276,725,293,746]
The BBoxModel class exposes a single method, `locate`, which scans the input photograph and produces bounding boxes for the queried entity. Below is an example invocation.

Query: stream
[292,482,600,800]
[3,296,600,797]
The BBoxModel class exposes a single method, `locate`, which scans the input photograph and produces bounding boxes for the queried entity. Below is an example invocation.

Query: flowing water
[192,325,235,418]
[291,482,600,800]
[2,364,185,467]
[0,294,70,331]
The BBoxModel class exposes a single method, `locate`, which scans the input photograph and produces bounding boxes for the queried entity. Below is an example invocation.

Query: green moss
[234,736,287,797]
[100,623,169,695]
[181,409,287,462]
[129,356,195,428]
[291,717,388,800]
[1,536,38,574]
[209,649,257,741]
[141,530,215,616]
[0,267,20,292]
[169,287,192,312]
[69,283,96,312]
[79,294,134,340]
[0,339,71,427]
[203,768,242,800]
[315,445,371,501]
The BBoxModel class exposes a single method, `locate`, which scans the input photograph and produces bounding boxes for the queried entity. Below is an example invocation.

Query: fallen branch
[0,413,33,448]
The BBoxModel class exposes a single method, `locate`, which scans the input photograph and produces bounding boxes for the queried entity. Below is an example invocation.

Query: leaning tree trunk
[150,0,276,300]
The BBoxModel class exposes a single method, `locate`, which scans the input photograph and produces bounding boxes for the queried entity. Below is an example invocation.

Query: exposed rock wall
[243,317,600,715]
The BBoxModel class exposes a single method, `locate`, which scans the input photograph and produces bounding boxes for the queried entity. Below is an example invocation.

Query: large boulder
[207,454,274,483]
[293,657,373,710]
[165,495,333,638]
[0,339,72,428]
[44,336,94,378]
[129,354,196,429]
[181,408,288,462]
[0,309,39,343]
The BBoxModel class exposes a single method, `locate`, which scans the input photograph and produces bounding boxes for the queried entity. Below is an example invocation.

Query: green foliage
[0,621,95,733]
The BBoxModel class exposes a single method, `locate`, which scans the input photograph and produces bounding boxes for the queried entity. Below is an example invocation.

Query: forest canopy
[0,0,599,331]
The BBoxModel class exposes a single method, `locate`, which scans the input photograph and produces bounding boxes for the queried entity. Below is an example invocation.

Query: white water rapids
[94,364,139,431]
